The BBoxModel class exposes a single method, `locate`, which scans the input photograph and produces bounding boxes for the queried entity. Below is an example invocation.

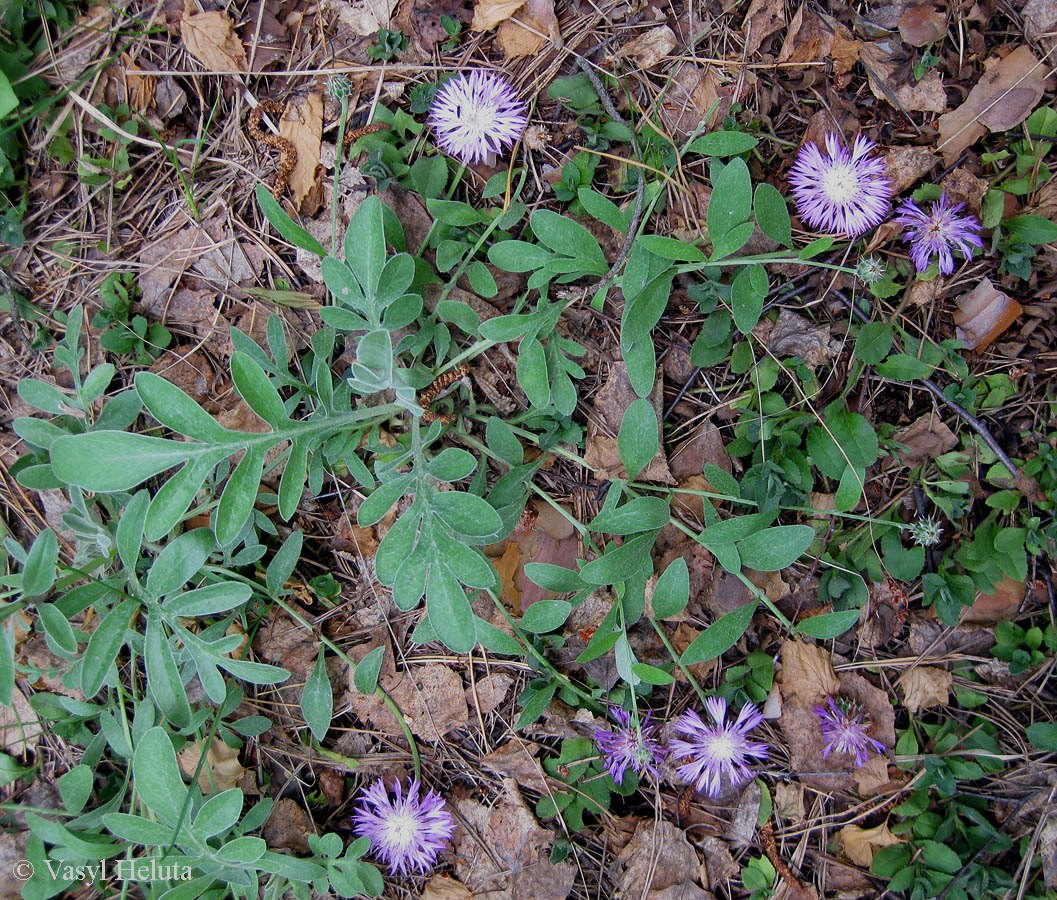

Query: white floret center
[820,163,860,206]
[707,732,737,762]
[383,812,419,849]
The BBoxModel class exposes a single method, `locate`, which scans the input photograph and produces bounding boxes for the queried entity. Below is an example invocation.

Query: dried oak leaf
[351,663,468,742]
[899,666,952,712]
[0,690,43,756]
[421,875,473,900]
[262,797,312,854]
[954,278,1022,352]
[885,145,938,193]
[778,7,861,74]
[583,361,675,483]
[497,0,559,57]
[741,0,786,56]
[853,754,893,795]
[471,0,525,31]
[454,779,574,900]
[178,737,248,793]
[839,821,902,867]
[467,672,514,717]
[897,5,947,46]
[618,819,706,899]
[618,26,678,70]
[891,413,958,467]
[962,575,1025,624]
[774,782,806,821]
[658,65,746,136]
[322,0,398,35]
[278,93,324,215]
[753,308,838,369]
[180,10,247,71]
[778,640,840,704]
[937,46,1052,164]
[940,167,989,216]
[487,498,578,615]
[480,740,549,792]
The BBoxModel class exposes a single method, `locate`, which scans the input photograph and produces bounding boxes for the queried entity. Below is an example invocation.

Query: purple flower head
[788,133,892,237]
[428,69,528,166]
[895,193,984,275]
[351,778,455,877]
[670,696,769,797]
[813,696,887,768]
[593,706,667,785]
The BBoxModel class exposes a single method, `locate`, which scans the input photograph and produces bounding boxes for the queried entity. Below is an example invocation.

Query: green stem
[331,95,350,257]
[648,616,710,707]
[488,591,602,713]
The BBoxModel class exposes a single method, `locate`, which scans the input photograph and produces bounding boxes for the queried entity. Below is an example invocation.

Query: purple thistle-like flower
[813,696,887,769]
[593,706,667,785]
[788,133,893,237]
[428,69,528,166]
[352,779,456,877]
[895,193,984,275]
[670,696,769,797]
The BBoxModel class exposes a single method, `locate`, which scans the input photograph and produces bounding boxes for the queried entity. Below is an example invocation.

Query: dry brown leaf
[471,0,524,30]
[466,672,514,716]
[885,146,938,193]
[963,575,1025,624]
[583,362,675,483]
[421,875,472,900]
[178,738,248,792]
[1041,817,1057,889]
[899,666,952,712]
[753,308,838,369]
[839,821,902,866]
[487,499,578,615]
[1023,0,1057,45]
[774,782,806,820]
[618,26,678,70]
[891,414,958,467]
[904,275,948,308]
[724,780,761,844]
[853,755,892,795]
[742,0,786,56]
[618,819,704,899]
[497,0,558,57]
[896,68,947,113]
[897,5,947,46]
[454,779,574,900]
[278,93,324,214]
[937,46,1052,163]
[322,0,399,36]
[0,689,43,756]
[778,7,861,73]
[181,10,247,71]
[351,663,468,741]
[954,278,1022,352]
[480,740,549,790]
[262,797,312,853]
[778,640,839,704]
[940,167,989,216]
[123,53,155,111]
[658,65,747,136]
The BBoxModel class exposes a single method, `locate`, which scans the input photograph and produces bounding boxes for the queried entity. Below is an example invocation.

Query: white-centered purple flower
[813,696,887,768]
[351,778,455,877]
[428,69,528,166]
[895,193,984,275]
[593,706,667,784]
[788,133,893,237]
[670,696,769,797]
